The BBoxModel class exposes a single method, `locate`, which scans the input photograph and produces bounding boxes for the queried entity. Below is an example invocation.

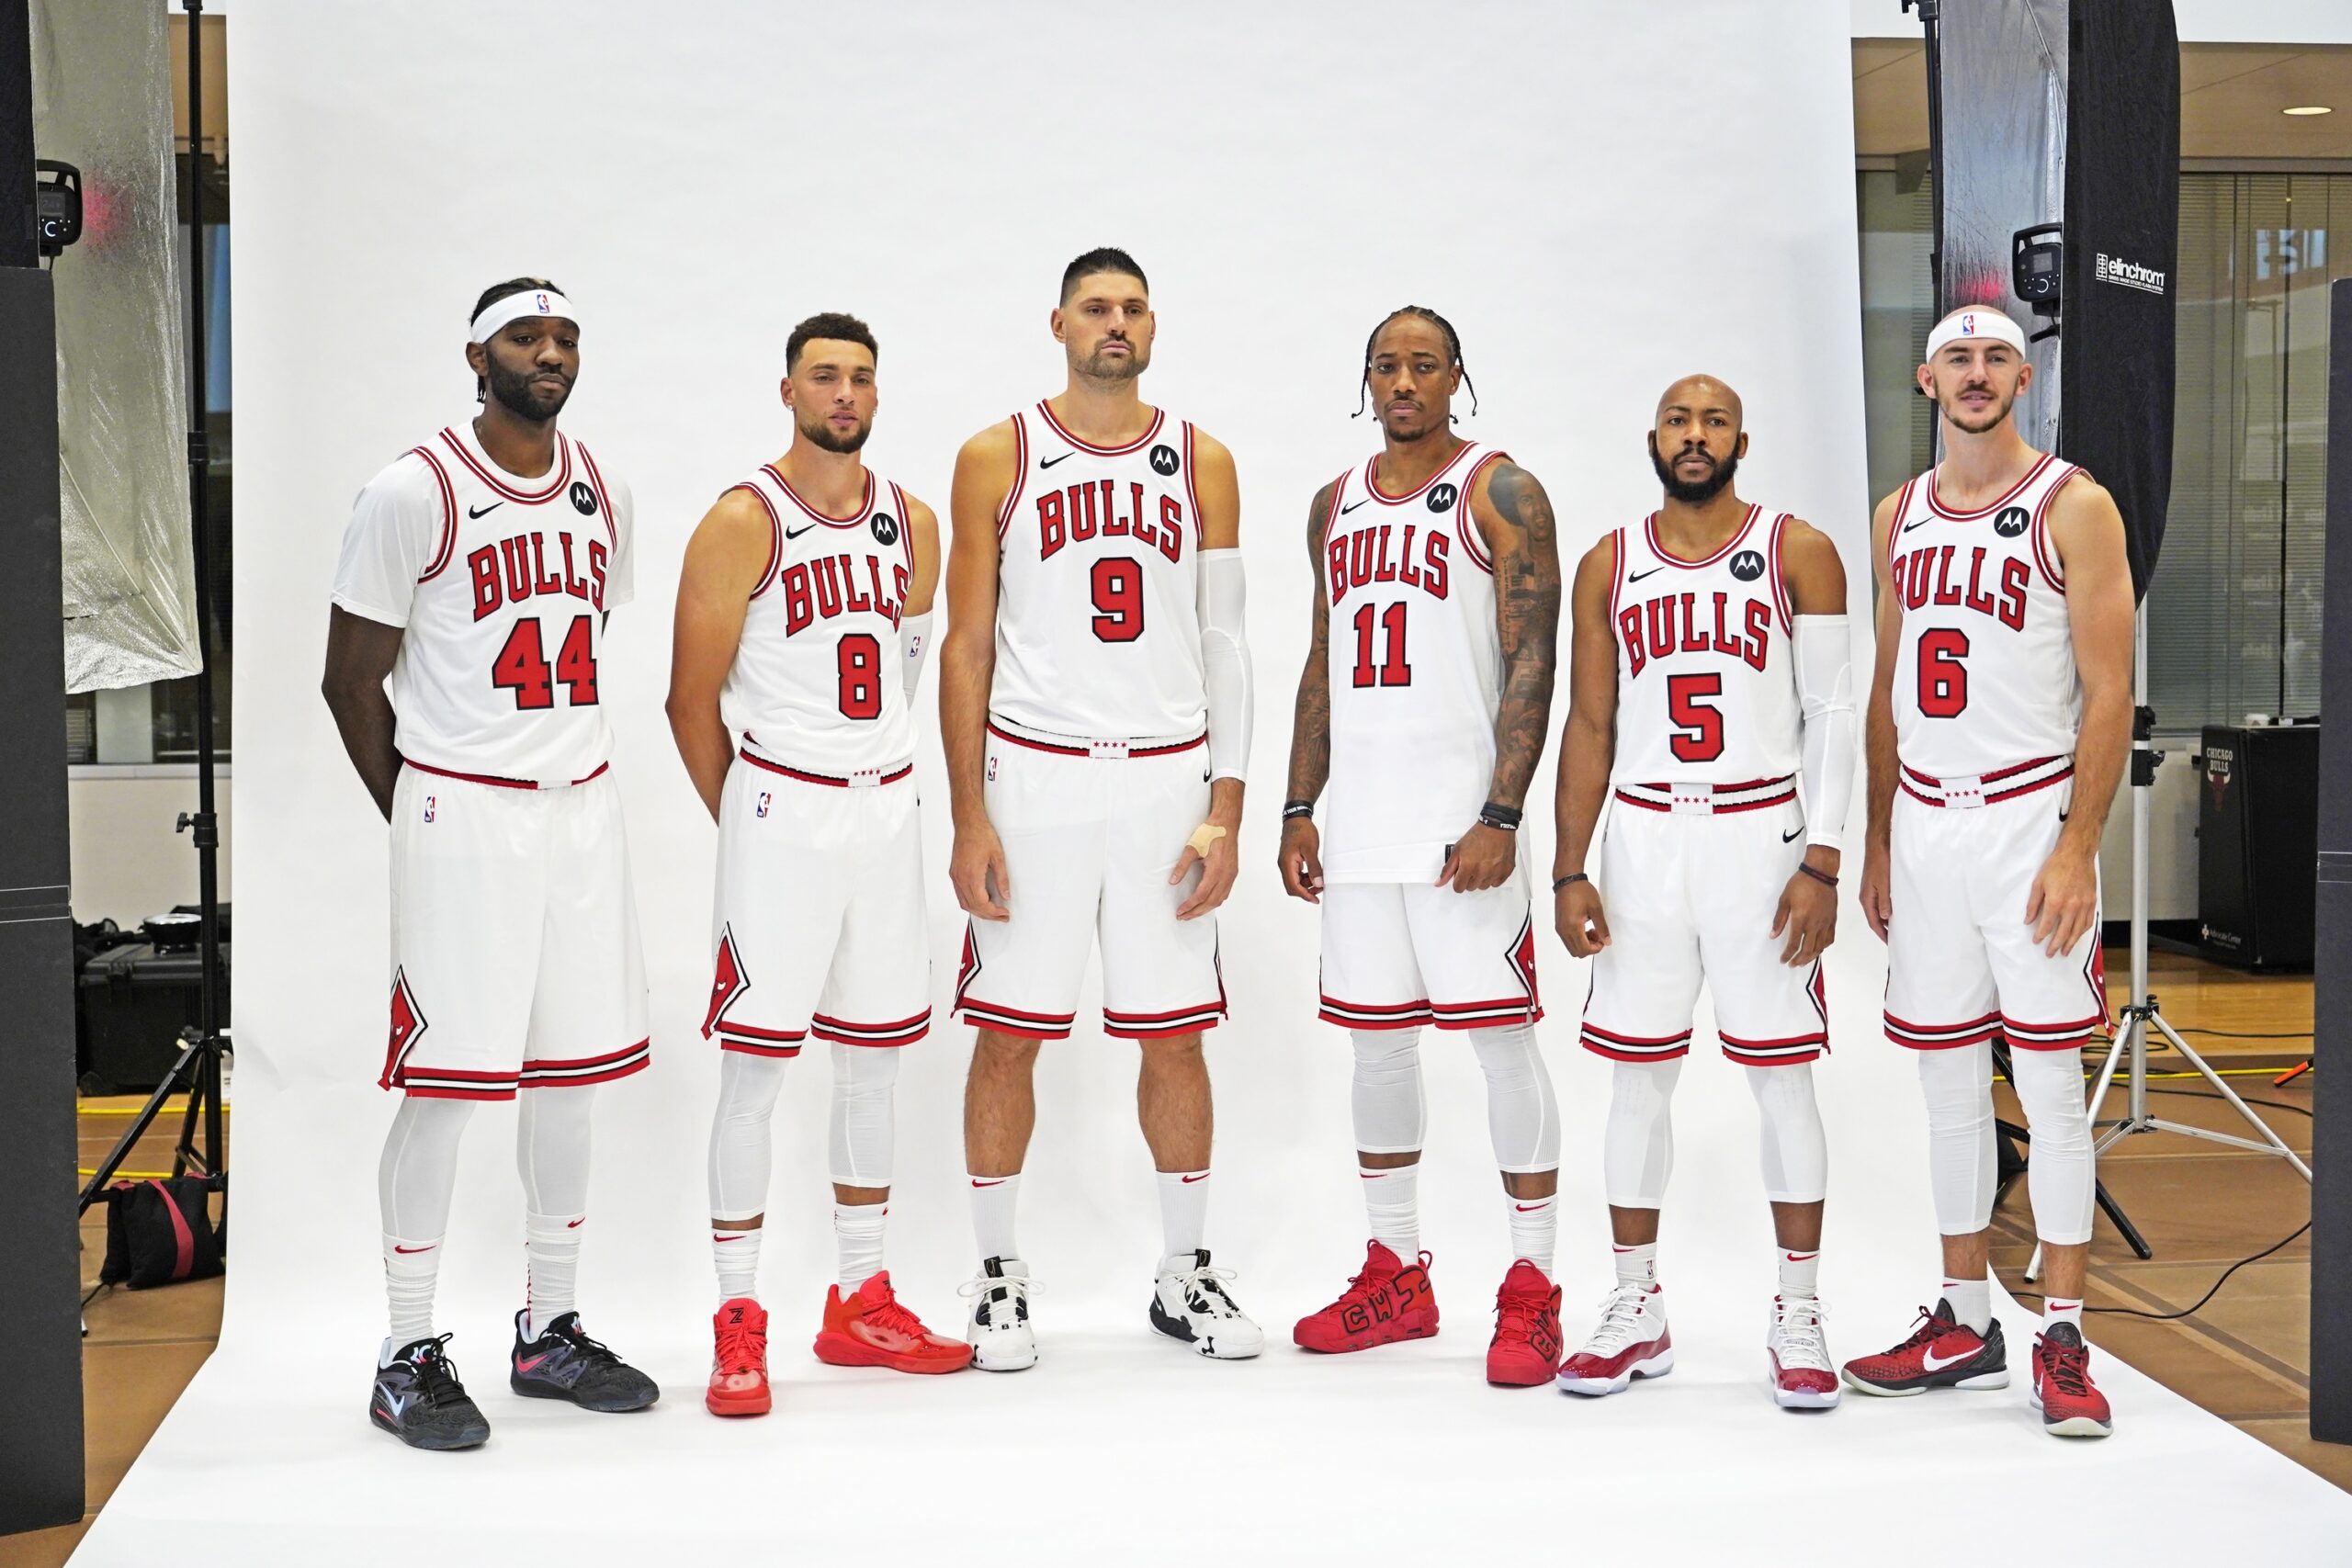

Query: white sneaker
[1768,1293,1840,1410]
[1149,1249,1264,1359]
[1556,1281,1672,1395]
[959,1256,1037,1372]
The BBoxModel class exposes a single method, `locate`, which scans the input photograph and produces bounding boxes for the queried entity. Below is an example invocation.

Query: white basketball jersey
[1608,506,1801,785]
[720,464,916,778]
[1321,440,1510,883]
[1889,454,2084,776]
[332,423,633,788]
[989,402,1206,741]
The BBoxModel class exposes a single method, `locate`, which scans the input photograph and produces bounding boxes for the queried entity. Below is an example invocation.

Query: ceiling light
[2282,105,2333,116]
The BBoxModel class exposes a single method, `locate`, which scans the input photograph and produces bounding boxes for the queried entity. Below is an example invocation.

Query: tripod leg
[2095,1178,2152,1259]
[77,1039,205,1212]
[2151,1014,2313,1180]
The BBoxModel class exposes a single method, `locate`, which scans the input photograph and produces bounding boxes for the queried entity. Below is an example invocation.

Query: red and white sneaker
[1293,1241,1440,1353]
[1556,1281,1671,1396]
[1767,1294,1839,1410]
[813,1271,974,1374]
[1487,1259,1565,1387]
[1840,1300,2009,1396]
[2030,1322,2113,1438]
[707,1297,771,1417]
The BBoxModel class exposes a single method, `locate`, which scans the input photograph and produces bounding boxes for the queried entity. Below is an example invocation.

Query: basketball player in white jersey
[324,277,656,1450]
[1840,305,2132,1438]
[944,248,1261,1367]
[1280,308,1568,1387]
[669,313,969,1417]
[1551,375,1854,1410]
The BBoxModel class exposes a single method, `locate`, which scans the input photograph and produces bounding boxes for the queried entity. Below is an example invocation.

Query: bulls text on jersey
[468,530,610,620]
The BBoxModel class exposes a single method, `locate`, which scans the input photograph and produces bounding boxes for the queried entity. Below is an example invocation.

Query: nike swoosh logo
[567,1217,585,1228]
[1039,452,1074,469]
[2058,808,2071,822]
[1340,498,1371,514]
[514,1352,554,1374]
[970,1179,1007,1188]
[1514,1202,1550,1212]
[380,1392,414,1418]
[469,502,503,520]
[1785,1252,1817,1262]
[1627,567,1663,582]
[1920,1345,1978,1372]
[1902,517,1933,533]
[786,522,819,539]
[1782,827,1804,843]
[1182,1173,1210,1183]
[392,1244,436,1255]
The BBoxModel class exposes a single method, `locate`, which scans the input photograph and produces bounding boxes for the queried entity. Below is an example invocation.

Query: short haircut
[786,311,879,374]
[1060,246,1148,304]
[471,276,563,322]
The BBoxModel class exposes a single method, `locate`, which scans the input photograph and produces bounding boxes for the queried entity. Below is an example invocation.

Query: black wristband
[1552,872,1589,892]
[1282,800,1315,821]
[1798,862,1838,887]
[1478,801,1522,831]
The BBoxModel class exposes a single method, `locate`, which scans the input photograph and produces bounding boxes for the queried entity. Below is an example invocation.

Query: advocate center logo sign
[2094,252,2167,296]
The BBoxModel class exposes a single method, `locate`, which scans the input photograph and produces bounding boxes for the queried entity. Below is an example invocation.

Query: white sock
[1779,1247,1821,1300]
[1158,1168,1210,1258]
[382,1233,443,1346]
[969,1172,1021,1261]
[1361,1163,1420,1257]
[835,1202,888,1292]
[713,1225,762,1303]
[2043,1296,2085,1337]
[1614,1240,1659,1288]
[1508,1192,1558,1276]
[523,1213,584,1340]
[1942,1275,1993,1333]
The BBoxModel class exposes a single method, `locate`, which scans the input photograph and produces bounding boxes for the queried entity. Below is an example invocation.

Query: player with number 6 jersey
[325,277,656,1453]
[669,312,966,1417]
[1553,375,1854,1410]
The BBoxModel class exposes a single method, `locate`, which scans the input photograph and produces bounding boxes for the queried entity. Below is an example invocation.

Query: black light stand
[76,0,228,1220]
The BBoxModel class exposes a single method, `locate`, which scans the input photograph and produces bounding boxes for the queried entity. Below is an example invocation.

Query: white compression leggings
[378,1086,597,1239]
[1915,1041,2094,1246]
[1350,1024,1559,1174]
[1600,1058,1828,1208]
[707,1044,900,1223]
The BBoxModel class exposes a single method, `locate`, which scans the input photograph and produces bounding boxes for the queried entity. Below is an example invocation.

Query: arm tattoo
[1482,462,1563,810]
[1285,483,1336,805]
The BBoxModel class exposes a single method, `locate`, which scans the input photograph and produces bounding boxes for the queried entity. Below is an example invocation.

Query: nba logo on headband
[536,292,551,313]
[1960,314,1975,334]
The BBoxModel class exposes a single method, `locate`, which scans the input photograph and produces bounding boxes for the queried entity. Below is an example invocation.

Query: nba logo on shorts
[756,792,771,818]
[987,754,999,782]
[423,795,436,823]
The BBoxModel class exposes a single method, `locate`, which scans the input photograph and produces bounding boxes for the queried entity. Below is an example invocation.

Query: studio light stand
[77,0,229,1220]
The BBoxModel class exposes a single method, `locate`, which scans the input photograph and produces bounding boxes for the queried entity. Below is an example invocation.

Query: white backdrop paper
[77,3,2352,1562]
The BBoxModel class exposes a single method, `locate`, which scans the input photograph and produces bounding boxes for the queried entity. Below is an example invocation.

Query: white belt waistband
[1898,755,2074,809]
[1612,774,1796,817]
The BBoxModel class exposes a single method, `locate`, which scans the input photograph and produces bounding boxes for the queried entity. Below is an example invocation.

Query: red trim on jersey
[888,481,916,580]
[1885,478,1917,578]
[1455,449,1510,574]
[736,747,911,788]
[1363,438,1482,505]
[1768,512,1795,634]
[1182,422,1204,549]
[731,483,784,599]
[438,425,573,503]
[763,464,875,526]
[1606,526,1626,627]
[1924,451,2055,521]
[983,720,1206,759]
[1033,399,1166,456]
[1318,468,1355,556]
[2029,461,2079,594]
[1644,502,1761,570]
[575,441,619,549]
[401,758,608,791]
[411,446,459,583]
[995,414,1029,540]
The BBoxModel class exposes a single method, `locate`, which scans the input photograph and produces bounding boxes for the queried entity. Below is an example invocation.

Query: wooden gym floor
[1,949,2337,1564]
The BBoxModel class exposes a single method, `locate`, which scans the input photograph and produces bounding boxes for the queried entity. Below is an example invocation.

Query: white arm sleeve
[899,610,934,699]
[1793,615,1856,852]
[1198,548,1253,783]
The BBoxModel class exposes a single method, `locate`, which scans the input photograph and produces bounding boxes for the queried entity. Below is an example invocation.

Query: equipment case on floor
[2195,722,2318,971]
[77,938,232,1095]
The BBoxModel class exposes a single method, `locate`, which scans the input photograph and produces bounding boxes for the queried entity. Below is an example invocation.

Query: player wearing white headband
[1281,306,1569,1387]
[325,275,656,1450]
[1842,302,2134,1438]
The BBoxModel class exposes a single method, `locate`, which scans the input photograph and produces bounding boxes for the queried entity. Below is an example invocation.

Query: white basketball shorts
[1883,764,2108,1053]
[1316,866,1542,1032]
[701,751,931,1056]
[379,765,649,1099]
[1579,788,1827,1066]
[952,722,1226,1042]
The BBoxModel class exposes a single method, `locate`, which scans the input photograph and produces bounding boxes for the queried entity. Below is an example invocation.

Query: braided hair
[1355,305,1477,420]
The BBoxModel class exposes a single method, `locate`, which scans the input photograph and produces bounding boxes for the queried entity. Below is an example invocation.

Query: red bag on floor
[98,1176,223,1289]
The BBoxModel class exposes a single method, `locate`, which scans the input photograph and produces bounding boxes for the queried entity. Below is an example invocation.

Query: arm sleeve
[1198,548,1253,783]
[329,455,436,628]
[899,610,934,699]
[1793,615,1856,852]
[601,470,637,610]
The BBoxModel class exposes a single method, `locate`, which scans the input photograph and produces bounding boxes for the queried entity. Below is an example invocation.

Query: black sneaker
[509,1310,661,1412]
[370,1334,491,1450]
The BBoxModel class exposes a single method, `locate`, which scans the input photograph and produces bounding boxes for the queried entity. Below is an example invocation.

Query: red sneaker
[1556,1281,1672,1395]
[707,1297,771,1417]
[1293,1241,1440,1353]
[1839,1300,2009,1396]
[813,1271,974,1374]
[2030,1323,2113,1438]
[1486,1259,1565,1387]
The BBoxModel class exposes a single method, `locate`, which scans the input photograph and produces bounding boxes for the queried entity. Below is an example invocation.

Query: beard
[1650,436,1738,504]
[1076,338,1148,380]
[483,357,571,423]
[1939,388,2015,434]
[798,411,872,455]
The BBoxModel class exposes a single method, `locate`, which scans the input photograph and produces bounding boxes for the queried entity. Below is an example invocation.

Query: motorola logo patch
[1427,483,1458,513]
[871,512,899,546]
[1994,506,2030,538]
[1149,445,1180,477]
[1729,549,1765,582]
[570,481,597,515]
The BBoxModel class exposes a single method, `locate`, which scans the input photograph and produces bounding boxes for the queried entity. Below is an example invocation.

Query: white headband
[469,288,579,344]
[1924,307,2026,359]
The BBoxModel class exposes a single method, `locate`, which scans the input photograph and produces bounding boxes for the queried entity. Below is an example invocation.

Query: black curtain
[2060,0,2180,601]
